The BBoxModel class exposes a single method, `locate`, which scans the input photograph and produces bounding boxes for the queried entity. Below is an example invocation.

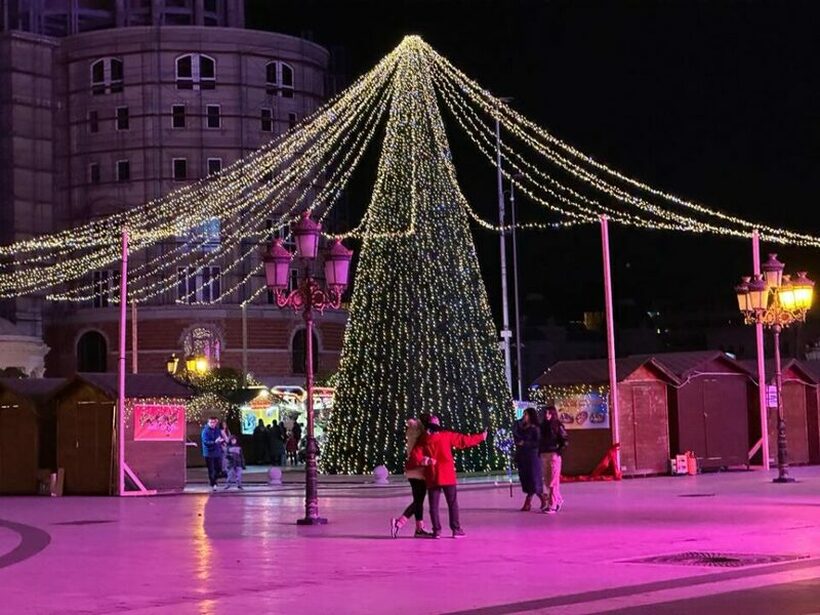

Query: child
[224,436,245,490]
[410,415,487,539]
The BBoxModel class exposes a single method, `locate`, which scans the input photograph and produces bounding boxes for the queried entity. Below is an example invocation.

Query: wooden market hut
[648,351,754,470]
[532,356,679,476]
[797,360,820,464]
[55,373,192,495]
[741,359,818,467]
[0,378,66,494]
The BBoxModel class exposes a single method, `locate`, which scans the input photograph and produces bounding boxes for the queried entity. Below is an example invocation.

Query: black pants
[428,485,460,532]
[401,478,427,521]
[205,456,221,486]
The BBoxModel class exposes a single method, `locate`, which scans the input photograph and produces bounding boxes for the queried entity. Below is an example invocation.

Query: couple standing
[390,415,487,539]
[515,406,568,513]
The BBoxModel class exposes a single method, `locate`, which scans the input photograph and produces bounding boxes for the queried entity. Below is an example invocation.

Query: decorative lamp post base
[296,517,329,526]
[772,476,796,484]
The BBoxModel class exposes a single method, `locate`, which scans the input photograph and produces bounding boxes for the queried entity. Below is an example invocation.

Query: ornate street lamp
[166,353,179,375]
[185,353,209,376]
[263,213,353,525]
[735,254,814,483]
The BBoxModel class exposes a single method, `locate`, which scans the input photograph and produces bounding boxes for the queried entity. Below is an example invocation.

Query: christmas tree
[322,38,512,475]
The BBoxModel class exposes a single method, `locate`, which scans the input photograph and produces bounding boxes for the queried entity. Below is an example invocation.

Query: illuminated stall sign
[134,404,186,441]
[553,392,609,430]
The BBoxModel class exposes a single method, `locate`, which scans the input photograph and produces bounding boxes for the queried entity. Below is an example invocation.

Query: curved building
[1,0,347,383]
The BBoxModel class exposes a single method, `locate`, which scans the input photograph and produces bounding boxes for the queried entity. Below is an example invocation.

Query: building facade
[0,0,347,382]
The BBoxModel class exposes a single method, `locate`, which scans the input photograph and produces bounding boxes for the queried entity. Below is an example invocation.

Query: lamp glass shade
[762,253,785,288]
[262,240,293,289]
[194,356,209,375]
[292,213,321,260]
[735,285,750,313]
[792,272,815,311]
[166,354,179,375]
[778,284,796,311]
[324,239,353,287]
[185,355,197,373]
[748,276,768,311]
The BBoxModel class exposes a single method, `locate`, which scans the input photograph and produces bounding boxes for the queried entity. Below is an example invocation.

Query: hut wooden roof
[630,351,754,380]
[0,377,68,400]
[533,356,678,387]
[76,373,194,400]
[741,359,819,385]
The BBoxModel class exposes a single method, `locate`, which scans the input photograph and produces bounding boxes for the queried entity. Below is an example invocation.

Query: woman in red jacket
[410,415,487,539]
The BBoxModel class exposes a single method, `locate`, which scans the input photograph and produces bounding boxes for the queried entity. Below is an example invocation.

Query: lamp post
[735,254,814,483]
[263,211,353,525]
[494,96,514,392]
[505,177,524,401]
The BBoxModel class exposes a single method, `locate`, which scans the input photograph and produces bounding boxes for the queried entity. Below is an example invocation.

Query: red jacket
[410,430,486,487]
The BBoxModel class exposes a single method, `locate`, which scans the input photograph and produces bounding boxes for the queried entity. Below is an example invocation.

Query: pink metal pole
[600,216,621,470]
[753,230,770,470]
[118,227,129,496]
[131,300,138,374]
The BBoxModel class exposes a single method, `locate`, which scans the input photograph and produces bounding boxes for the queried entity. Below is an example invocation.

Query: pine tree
[322,38,512,475]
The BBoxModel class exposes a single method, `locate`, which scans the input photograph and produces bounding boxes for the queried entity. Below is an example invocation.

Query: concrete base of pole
[296,517,328,525]
[773,477,797,484]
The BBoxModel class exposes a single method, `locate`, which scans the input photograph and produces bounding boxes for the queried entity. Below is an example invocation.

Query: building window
[90,58,123,95]
[116,160,130,182]
[90,270,119,308]
[261,107,273,132]
[89,162,100,185]
[176,54,216,90]
[77,331,107,372]
[172,158,187,181]
[88,110,99,133]
[177,266,221,303]
[207,158,222,176]
[265,61,294,97]
[292,328,319,374]
[172,104,186,128]
[288,112,298,130]
[116,106,129,131]
[206,104,221,129]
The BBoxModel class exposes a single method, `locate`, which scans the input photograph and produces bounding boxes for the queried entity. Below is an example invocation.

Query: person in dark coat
[292,421,302,449]
[253,419,269,464]
[513,407,546,511]
[269,422,286,466]
[200,417,225,490]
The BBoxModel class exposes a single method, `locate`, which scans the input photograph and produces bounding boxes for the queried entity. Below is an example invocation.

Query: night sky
[247,0,820,328]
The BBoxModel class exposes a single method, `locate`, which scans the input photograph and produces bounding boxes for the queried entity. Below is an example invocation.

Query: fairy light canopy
[0,35,818,304]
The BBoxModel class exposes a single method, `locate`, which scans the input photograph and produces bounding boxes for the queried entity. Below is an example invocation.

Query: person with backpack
[539,406,569,514]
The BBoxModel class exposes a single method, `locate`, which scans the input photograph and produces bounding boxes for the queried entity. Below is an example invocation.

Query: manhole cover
[53,520,116,526]
[623,552,808,568]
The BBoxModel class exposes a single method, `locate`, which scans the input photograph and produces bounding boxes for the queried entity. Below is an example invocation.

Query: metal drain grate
[623,552,808,568]
[677,493,716,498]
[53,520,116,526]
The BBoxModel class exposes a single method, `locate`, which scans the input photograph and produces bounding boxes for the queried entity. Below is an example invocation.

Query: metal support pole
[600,216,621,470]
[752,230,770,470]
[772,325,795,483]
[494,114,513,391]
[117,228,128,496]
[510,180,524,401]
[131,300,138,374]
[297,276,327,525]
[241,302,248,385]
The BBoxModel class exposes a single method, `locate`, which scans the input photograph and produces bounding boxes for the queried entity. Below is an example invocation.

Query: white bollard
[373,465,390,486]
[268,467,283,485]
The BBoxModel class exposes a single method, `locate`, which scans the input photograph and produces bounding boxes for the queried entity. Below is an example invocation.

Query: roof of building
[0,377,68,399]
[629,350,753,380]
[76,373,194,400]
[533,356,678,387]
[742,359,819,385]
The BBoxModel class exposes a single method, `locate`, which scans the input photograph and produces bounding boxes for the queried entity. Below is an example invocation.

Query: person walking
[201,417,225,490]
[514,407,547,511]
[253,419,269,464]
[410,415,487,539]
[390,418,433,538]
[223,435,246,490]
[539,406,569,514]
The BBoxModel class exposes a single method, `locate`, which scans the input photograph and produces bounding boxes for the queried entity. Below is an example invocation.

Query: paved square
[1,467,819,614]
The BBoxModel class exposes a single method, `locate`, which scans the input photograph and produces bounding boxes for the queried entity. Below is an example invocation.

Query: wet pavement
[1,466,819,614]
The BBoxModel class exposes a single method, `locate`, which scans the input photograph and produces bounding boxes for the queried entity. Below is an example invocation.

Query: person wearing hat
[409,415,487,538]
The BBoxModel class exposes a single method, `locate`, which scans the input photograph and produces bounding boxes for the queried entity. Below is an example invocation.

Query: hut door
[782,383,809,465]
[631,384,669,474]
[58,401,115,495]
[0,405,39,494]
[702,377,748,467]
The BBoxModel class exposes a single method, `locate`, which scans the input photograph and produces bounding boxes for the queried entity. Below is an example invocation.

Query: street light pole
[509,179,524,401]
[771,324,793,483]
[263,214,353,524]
[494,106,513,392]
